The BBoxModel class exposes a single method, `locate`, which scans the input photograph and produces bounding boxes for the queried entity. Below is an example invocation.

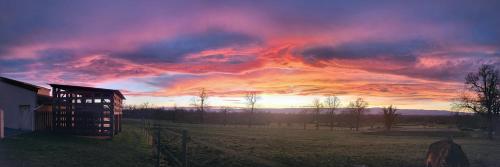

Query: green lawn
[0,123,153,167]
[147,120,500,167]
[1,120,499,167]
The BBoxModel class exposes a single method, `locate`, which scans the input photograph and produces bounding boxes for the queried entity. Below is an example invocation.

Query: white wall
[0,81,37,131]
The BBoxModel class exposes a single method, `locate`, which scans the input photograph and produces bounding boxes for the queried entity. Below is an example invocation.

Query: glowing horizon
[1,1,499,111]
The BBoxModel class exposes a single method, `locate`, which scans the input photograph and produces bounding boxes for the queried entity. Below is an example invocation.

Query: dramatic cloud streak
[1,0,499,110]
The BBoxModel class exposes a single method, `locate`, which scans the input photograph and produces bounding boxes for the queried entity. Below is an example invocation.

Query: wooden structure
[34,95,52,131]
[50,84,125,137]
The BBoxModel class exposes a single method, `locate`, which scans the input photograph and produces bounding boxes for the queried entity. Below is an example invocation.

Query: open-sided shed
[50,84,125,137]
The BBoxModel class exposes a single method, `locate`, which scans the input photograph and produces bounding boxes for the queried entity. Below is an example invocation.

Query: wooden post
[146,121,154,145]
[110,95,115,137]
[147,121,150,145]
[0,110,4,139]
[143,119,146,136]
[156,126,161,167]
[181,130,188,167]
[52,88,57,132]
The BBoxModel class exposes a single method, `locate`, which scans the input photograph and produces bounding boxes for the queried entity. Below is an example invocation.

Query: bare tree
[140,102,152,111]
[172,103,178,122]
[192,88,209,124]
[348,98,368,131]
[221,107,230,126]
[382,105,398,131]
[457,64,500,139]
[245,91,259,127]
[324,95,341,131]
[312,98,323,130]
[300,108,310,130]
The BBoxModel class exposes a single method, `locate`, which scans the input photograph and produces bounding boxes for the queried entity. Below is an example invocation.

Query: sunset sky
[1,0,499,110]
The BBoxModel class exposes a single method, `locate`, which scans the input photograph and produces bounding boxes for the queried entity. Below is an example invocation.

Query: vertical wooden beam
[109,93,115,137]
[116,95,122,133]
[100,96,104,135]
[52,88,57,132]
[0,110,4,139]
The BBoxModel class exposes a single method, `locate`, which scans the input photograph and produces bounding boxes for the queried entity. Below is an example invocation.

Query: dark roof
[0,76,43,92]
[50,84,126,99]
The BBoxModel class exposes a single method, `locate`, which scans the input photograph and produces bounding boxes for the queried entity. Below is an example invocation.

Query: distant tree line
[123,105,462,129]
[124,89,404,131]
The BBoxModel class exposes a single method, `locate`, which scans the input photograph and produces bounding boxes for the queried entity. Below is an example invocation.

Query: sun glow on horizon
[123,93,454,111]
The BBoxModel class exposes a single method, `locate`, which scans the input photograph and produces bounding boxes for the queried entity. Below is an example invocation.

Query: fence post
[0,110,4,139]
[182,130,188,167]
[144,120,148,144]
[142,118,145,135]
[148,122,152,145]
[156,125,161,167]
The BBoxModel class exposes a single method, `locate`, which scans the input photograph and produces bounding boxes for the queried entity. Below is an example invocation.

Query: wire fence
[142,119,285,167]
[144,120,187,167]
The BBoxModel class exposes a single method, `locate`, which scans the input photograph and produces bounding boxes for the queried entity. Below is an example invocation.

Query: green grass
[148,120,500,167]
[0,123,153,167]
[1,120,499,167]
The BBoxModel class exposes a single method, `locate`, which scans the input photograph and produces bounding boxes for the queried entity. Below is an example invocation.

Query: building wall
[0,81,37,131]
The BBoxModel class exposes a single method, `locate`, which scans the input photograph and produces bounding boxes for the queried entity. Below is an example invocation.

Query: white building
[0,77,50,131]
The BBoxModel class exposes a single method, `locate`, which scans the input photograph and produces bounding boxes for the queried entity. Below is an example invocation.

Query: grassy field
[142,120,500,167]
[1,119,499,167]
[0,123,153,167]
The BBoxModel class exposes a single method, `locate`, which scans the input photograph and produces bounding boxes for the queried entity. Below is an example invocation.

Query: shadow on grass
[0,125,153,167]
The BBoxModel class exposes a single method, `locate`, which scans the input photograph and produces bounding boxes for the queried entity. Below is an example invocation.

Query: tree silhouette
[458,64,499,140]
[324,95,341,131]
[141,102,152,111]
[382,105,398,131]
[192,88,209,124]
[300,108,310,130]
[221,106,230,126]
[312,98,323,130]
[172,103,178,122]
[245,91,259,127]
[348,98,368,131]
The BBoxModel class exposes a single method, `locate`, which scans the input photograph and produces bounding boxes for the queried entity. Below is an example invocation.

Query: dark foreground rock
[425,139,469,167]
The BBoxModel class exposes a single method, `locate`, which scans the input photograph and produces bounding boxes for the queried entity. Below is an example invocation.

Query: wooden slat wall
[35,109,52,131]
[51,87,123,137]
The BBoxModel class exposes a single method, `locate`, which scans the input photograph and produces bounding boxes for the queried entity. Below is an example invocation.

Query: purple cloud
[113,28,261,63]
